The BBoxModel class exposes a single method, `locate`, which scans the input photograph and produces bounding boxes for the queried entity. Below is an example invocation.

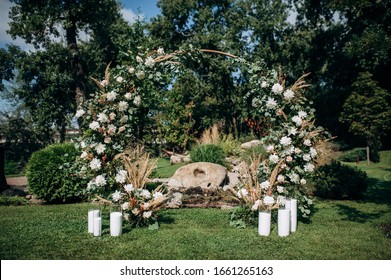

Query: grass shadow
[363,177,391,204]
[335,203,388,223]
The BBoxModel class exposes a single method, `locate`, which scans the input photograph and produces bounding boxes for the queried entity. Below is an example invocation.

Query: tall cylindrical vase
[290,199,297,232]
[278,209,290,237]
[110,212,123,236]
[88,209,100,234]
[258,211,271,236]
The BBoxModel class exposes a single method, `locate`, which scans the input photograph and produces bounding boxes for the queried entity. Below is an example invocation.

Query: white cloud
[121,8,144,24]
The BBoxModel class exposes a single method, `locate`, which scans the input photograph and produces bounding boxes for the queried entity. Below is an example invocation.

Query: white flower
[157,47,165,55]
[153,192,163,199]
[277,175,285,182]
[115,170,127,183]
[266,97,278,109]
[283,89,295,100]
[132,208,139,215]
[304,163,315,172]
[116,76,124,83]
[303,153,311,161]
[136,71,145,80]
[121,202,129,210]
[89,158,101,171]
[109,112,116,120]
[107,91,117,101]
[288,127,297,136]
[112,190,122,202]
[260,181,270,190]
[133,95,141,106]
[304,139,312,146]
[120,115,128,123]
[269,154,279,164]
[310,147,318,157]
[97,112,109,123]
[251,200,262,211]
[143,203,150,210]
[124,92,132,100]
[294,147,302,154]
[298,110,308,118]
[277,185,285,193]
[80,151,88,159]
[261,81,269,88]
[100,79,108,87]
[145,56,156,68]
[104,137,112,144]
[263,195,275,206]
[80,141,87,148]
[143,211,152,219]
[286,155,293,162]
[107,124,117,134]
[75,109,85,118]
[280,136,292,146]
[300,179,307,185]
[266,145,274,153]
[289,173,300,183]
[89,121,100,131]
[272,83,283,94]
[95,175,106,187]
[118,126,126,133]
[95,143,106,155]
[237,188,248,198]
[124,184,134,193]
[292,115,303,126]
[128,67,135,74]
[141,189,151,199]
[136,56,143,63]
[277,195,286,206]
[87,180,95,191]
[118,101,129,112]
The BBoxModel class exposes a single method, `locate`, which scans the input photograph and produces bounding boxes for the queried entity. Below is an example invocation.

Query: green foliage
[313,161,368,200]
[4,160,25,176]
[218,134,242,157]
[240,146,266,164]
[229,205,257,228]
[190,144,227,167]
[27,143,88,203]
[0,195,28,206]
[339,148,367,162]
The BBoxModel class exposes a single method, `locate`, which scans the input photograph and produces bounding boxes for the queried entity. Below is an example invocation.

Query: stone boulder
[240,139,261,149]
[167,162,228,191]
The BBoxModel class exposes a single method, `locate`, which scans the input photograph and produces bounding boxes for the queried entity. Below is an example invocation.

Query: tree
[339,72,391,163]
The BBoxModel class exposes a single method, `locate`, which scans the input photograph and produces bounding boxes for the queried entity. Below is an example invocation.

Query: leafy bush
[339,148,366,162]
[4,160,25,176]
[241,146,266,164]
[218,134,242,157]
[0,195,28,206]
[313,160,368,199]
[190,144,227,167]
[27,143,88,203]
[229,205,257,228]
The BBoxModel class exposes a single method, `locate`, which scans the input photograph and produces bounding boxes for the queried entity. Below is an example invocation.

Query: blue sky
[0,0,160,110]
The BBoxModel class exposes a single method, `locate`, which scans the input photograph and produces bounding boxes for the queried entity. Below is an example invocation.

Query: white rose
[75,109,85,118]
[89,121,100,131]
[272,83,283,94]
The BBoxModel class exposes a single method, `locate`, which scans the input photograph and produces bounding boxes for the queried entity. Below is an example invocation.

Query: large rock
[240,139,261,149]
[168,162,228,191]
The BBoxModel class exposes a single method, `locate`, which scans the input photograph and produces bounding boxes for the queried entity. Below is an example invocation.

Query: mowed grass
[0,152,390,260]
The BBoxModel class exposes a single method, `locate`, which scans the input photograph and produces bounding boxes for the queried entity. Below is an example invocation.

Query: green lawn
[0,152,390,260]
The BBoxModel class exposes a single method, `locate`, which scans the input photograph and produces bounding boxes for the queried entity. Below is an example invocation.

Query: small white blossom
[269,154,279,164]
[277,185,285,193]
[136,71,145,79]
[286,155,293,162]
[277,175,285,182]
[277,195,286,206]
[95,175,106,187]
[104,137,112,144]
[107,124,117,134]
[121,202,129,210]
[120,115,128,123]
[128,67,135,74]
[89,158,101,171]
[100,80,108,87]
[97,112,109,123]
[260,181,270,190]
[118,126,126,133]
[95,143,106,155]
[280,136,292,146]
[136,56,143,63]
[298,110,308,118]
[143,211,152,219]
[80,141,87,148]
[303,154,311,161]
[118,101,129,112]
[143,203,150,210]
[124,184,134,193]
[145,56,156,68]
[80,151,88,159]
[75,109,85,118]
[304,163,315,172]
[115,170,127,183]
[289,173,300,183]
[295,147,302,154]
[107,91,117,101]
[251,200,262,211]
[112,190,122,202]
[304,139,312,146]
[141,189,151,199]
[89,121,100,131]
[272,83,284,94]
[283,89,295,100]
[133,95,141,106]
[124,92,132,100]
[109,112,116,120]
[116,76,124,83]
[300,179,307,185]
[288,127,297,136]
[266,145,274,153]
[261,81,269,88]
[263,195,275,206]
[237,188,248,198]
[157,47,165,55]
[153,192,163,199]
[292,115,303,126]
[266,97,278,109]
[310,147,318,157]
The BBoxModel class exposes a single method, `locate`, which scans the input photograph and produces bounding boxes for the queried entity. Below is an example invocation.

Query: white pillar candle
[93,217,102,236]
[258,211,271,236]
[88,210,100,234]
[285,199,291,210]
[290,198,298,232]
[110,212,123,236]
[278,209,290,237]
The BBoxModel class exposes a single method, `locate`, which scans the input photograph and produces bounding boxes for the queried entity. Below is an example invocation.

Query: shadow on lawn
[363,177,391,204]
[335,204,388,223]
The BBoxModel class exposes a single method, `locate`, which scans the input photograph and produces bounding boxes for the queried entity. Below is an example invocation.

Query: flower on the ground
[115,170,127,183]
[100,80,108,87]
[107,124,117,134]
[288,127,297,136]
[136,56,143,63]
[303,154,311,161]
[136,71,145,80]
[261,81,269,88]
[310,147,317,157]
[300,179,307,185]
[109,112,116,120]
[277,175,285,182]
[80,151,88,159]
[128,67,135,74]
[266,145,274,153]
[298,110,308,118]
[141,189,151,199]
[157,47,165,55]
[124,92,132,100]
[121,202,129,210]
[133,95,141,106]
[251,199,262,211]
[97,113,108,123]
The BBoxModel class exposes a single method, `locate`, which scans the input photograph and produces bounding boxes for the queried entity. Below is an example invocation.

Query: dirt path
[6,176,27,187]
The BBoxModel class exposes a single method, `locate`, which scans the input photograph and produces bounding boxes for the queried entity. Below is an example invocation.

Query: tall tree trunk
[65,0,86,109]
[366,145,370,165]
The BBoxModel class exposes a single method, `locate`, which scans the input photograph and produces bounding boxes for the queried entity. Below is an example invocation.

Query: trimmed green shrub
[0,195,28,206]
[339,148,366,162]
[313,160,368,200]
[190,144,227,167]
[27,143,88,203]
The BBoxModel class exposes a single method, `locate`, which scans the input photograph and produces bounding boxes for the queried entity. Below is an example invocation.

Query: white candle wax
[110,212,123,236]
[93,217,102,237]
[258,211,271,236]
[278,209,290,237]
[290,199,298,232]
[88,210,100,234]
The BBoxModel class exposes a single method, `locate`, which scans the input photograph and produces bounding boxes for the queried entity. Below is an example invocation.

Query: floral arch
[75,46,327,228]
